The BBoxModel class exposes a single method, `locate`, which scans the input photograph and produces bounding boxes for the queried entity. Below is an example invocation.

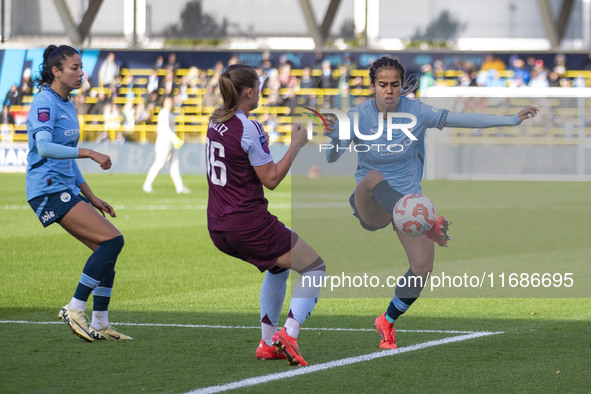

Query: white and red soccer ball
[393,193,437,236]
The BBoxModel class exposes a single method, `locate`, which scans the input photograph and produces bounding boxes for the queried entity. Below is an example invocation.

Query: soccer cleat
[58,305,94,342]
[425,215,452,247]
[272,327,308,366]
[374,313,397,349]
[256,340,287,360]
[89,325,133,340]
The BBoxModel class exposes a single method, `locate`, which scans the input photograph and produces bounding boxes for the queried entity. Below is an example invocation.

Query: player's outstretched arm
[443,106,539,129]
[78,148,112,170]
[78,182,116,218]
[254,123,308,190]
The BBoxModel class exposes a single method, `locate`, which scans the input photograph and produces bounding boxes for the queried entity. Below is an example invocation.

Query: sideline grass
[1,173,590,393]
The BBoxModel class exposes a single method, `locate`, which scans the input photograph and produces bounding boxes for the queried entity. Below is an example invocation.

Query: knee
[102,235,125,253]
[411,262,433,278]
[295,257,326,275]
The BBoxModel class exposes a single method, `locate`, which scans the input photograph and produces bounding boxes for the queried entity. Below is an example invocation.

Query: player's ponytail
[34,44,80,87]
[211,64,259,124]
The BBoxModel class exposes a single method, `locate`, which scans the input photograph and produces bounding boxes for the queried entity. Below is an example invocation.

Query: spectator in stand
[134,102,151,126]
[146,68,160,95]
[419,63,435,93]
[20,68,34,97]
[165,52,181,71]
[153,55,165,70]
[202,84,219,108]
[529,60,549,88]
[335,65,352,111]
[481,54,506,72]
[510,58,530,87]
[90,91,110,117]
[81,72,92,95]
[73,93,91,116]
[98,52,120,88]
[186,66,200,89]
[101,102,122,144]
[227,54,240,66]
[553,54,568,75]
[123,75,137,102]
[299,66,317,107]
[312,50,325,70]
[278,63,292,88]
[318,60,337,107]
[208,60,226,94]
[197,68,210,89]
[548,71,561,87]
[145,90,161,111]
[1,104,15,143]
[340,51,357,79]
[525,56,538,73]
[3,84,22,107]
[159,67,178,97]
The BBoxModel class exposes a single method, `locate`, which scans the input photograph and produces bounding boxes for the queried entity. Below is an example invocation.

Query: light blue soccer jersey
[26,87,82,200]
[340,97,448,195]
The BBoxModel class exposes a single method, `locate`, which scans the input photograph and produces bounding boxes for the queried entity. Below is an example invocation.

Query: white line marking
[187,331,503,393]
[0,320,476,334]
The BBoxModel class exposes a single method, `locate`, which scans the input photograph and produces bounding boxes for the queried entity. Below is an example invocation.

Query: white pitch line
[187,331,503,394]
[0,320,476,334]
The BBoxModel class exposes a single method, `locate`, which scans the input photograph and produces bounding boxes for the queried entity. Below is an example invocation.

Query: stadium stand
[2,50,591,147]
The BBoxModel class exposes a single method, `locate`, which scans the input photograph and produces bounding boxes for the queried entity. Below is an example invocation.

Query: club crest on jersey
[38,108,50,122]
[259,135,270,154]
[60,192,71,203]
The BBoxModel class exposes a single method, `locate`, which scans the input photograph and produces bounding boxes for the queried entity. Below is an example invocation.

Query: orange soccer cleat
[256,340,287,360]
[425,216,451,247]
[272,327,308,366]
[374,313,397,349]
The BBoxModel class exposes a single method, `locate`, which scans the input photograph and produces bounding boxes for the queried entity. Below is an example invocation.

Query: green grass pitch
[1,172,590,393]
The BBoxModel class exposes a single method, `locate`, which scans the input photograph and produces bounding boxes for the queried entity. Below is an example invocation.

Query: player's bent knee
[295,257,326,275]
[101,235,125,254]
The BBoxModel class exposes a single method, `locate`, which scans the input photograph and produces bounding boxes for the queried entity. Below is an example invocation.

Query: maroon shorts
[209,217,298,272]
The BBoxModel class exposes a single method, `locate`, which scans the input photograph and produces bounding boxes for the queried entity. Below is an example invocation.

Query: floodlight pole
[132,0,137,48]
[1,0,5,43]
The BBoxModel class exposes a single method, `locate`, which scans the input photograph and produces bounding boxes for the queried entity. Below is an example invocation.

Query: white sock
[261,323,277,345]
[284,317,301,338]
[68,298,87,311]
[260,269,289,327]
[91,311,109,330]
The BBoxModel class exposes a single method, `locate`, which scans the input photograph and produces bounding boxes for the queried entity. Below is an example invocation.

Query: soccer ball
[393,193,437,236]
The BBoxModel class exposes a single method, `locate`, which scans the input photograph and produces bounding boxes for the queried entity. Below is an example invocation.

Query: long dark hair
[368,56,417,94]
[34,45,80,87]
[210,64,259,124]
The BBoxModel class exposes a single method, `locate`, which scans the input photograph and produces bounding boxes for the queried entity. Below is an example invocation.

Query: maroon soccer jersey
[206,110,275,231]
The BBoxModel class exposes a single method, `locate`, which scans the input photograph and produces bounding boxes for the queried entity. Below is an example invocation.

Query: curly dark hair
[369,56,406,86]
[368,56,418,94]
[34,45,80,87]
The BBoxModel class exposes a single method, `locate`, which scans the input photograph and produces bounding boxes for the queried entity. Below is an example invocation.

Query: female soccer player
[206,64,326,366]
[142,95,188,194]
[26,45,131,342]
[325,56,538,349]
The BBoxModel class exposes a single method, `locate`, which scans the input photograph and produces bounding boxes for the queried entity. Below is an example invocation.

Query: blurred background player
[26,44,131,342]
[142,95,188,194]
[206,64,326,366]
[324,56,538,350]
